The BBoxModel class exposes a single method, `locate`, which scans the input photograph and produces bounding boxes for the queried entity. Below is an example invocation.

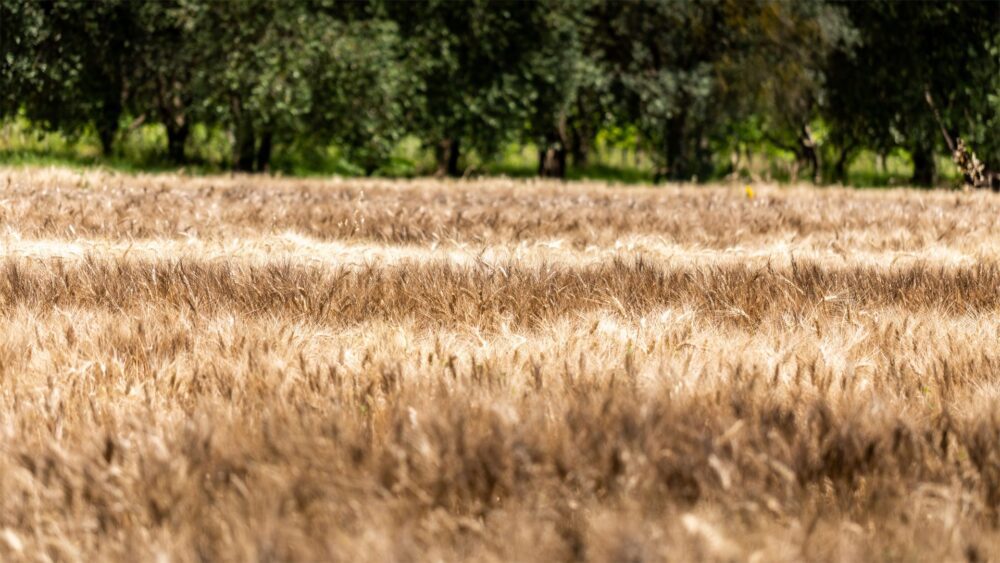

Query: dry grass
[0,167,999,561]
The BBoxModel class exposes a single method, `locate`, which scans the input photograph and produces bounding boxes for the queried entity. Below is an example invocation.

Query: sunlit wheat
[0,167,996,562]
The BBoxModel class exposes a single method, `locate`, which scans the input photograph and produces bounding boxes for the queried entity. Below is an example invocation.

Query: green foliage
[386,0,553,173]
[586,0,854,182]
[1,0,996,185]
[962,33,1000,171]
[307,19,414,174]
[127,1,205,163]
[824,1,1000,184]
[588,0,721,180]
[1,0,134,152]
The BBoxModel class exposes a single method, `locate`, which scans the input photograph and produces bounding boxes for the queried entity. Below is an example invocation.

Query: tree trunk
[166,122,189,165]
[538,130,567,179]
[569,97,594,168]
[97,91,122,156]
[233,120,256,173]
[98,128,116,157]
[538,145,567,179]
[833,145,854,185]
[910,144,937,186]
[255,130,272,173]
[568,123,590,168]
[743,145,755,180]
[795,149,819,184]
[97,109,120,156]
[797,125,821,184]
[665,114,689,181]
[693,133,712,181]
[435,138,461,177]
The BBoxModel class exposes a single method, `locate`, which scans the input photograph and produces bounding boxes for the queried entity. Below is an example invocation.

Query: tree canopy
[2,0,997,185]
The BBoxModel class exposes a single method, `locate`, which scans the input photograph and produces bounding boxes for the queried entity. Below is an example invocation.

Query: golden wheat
[0,167,997,562]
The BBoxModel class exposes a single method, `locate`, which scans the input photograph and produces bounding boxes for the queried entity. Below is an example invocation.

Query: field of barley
[0,167,998,561]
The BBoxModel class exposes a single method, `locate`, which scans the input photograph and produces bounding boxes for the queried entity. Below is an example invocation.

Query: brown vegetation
[0,167,998,561]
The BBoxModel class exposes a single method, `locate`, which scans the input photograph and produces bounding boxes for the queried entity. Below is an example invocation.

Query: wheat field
[0,167,998,562]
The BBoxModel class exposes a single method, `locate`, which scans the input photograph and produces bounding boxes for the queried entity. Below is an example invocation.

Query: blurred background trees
[1,0,997,185]
[823,1,999,186]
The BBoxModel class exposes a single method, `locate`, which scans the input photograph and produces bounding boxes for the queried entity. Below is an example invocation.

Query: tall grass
[0,167,996,561]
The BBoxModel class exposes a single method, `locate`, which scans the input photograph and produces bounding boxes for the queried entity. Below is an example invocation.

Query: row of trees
[2,0,998,185]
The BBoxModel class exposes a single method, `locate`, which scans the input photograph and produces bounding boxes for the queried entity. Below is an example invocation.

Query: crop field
[0,167,998,561]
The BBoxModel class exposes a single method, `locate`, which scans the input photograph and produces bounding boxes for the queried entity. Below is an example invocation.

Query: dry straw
[0,167,997,561]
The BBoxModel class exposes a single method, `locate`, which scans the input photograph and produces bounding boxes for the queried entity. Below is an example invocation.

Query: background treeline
[1,0,997,185]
